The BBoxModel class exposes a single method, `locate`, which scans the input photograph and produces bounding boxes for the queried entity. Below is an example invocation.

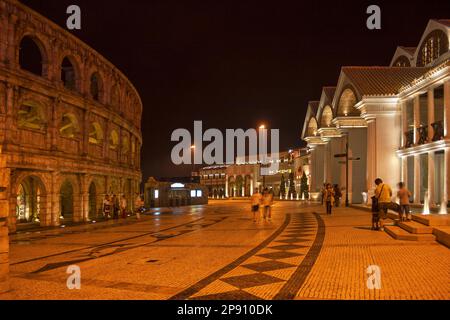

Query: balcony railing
[404,129,414,148]
[431,121,444,142]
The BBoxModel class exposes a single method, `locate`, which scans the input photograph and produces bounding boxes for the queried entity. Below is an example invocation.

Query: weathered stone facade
[0,0,143,292]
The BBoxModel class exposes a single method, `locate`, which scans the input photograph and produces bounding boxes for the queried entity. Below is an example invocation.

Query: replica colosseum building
[0,0,143,242]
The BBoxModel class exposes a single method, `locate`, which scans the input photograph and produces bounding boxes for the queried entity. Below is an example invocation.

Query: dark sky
[21,0,450,179]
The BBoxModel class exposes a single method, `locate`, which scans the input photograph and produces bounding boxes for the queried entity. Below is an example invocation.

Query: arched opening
[88,182,97,219]
[417,30,449,67]
[393,55,411,67]
[320,105,333,127]
[19,36,44,76]
[228,176,236,197]
[18,101,46,130]
[109,130,119,150]
[244,175,252,196]
[90,73,102,101]
[60,113,79,138]
[122,135,130,153]
[236,175,244,197]
[16,176,44,223]
[337,88,360,117]
[307,118,318,137]
[61,57,77,90]
[89,122,103,144]
[60,180,74,219]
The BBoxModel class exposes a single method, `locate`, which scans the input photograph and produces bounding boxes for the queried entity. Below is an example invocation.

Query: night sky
[20,0,450,179]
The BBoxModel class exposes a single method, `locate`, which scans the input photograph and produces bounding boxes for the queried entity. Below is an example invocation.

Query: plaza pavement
[0,200,448,300]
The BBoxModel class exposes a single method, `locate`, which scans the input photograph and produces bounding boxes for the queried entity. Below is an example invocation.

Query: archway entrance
[60,180,74,219]
[88,182,97,219]
[16,176,43,223]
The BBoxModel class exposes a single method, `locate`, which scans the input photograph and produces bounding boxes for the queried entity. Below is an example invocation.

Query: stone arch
[89,122,104,144]
[306,117,318,137]
[86,176,106,219]
[90,71,104,102]
[58,175,82,222]
[228,176,236,197]
[60,55,81,91]
[18,34,49,77]
[244,175,252,197]
[235,175,244,197]
[110,83,121,110]
[10,171,50,228]
[320,105,334,128]
[60,113,80,138]
[337,87,360,117]
[109,130,119,150]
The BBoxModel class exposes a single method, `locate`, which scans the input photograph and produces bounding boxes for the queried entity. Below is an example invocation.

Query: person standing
[250,188,263,222]
[120,195,127,219]
[134,193,142,220]
[324,184,335,215]
[374,178,393,230]
[397,182,412,222]
[321,184,327,205]
[262,188,273,221]
[102,195,111,219]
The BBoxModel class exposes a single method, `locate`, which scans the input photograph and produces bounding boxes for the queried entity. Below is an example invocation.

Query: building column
[445,147,450,208]
[250,178,254,195]
[428,151,436,206]
[414,155,421,204]
[414,95,420,144]
[0,147,10,293]
[444,80,450,138]
[80,175,89,222]
[401,157,408,186]
[50,172,60,227]
[428,89,435,142]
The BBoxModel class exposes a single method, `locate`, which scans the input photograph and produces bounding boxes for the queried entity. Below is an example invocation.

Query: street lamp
[258,124,267,188]
[190,145,195,181]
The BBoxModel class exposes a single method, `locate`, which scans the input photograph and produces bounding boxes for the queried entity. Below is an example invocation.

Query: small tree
[280,174,286,198]
[300,172,309,199]
[288,172,296,198]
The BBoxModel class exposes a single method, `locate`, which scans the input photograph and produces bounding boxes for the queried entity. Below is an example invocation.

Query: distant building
[144,177,208,208]
[198,149,310,198]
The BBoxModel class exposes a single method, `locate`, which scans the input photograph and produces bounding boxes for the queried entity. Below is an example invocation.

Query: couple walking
[250,188,274,222]
[102,194,128,220]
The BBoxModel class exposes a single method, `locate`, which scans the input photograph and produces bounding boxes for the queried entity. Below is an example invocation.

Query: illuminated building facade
[301,19,450,207]
[0,0,143,234]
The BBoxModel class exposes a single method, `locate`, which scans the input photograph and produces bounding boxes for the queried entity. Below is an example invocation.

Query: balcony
[431,121,444,142]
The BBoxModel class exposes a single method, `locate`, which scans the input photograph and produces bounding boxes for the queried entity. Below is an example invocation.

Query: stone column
[401,101,408,148]
[225,175,228,197]
[445,147,450,208]
[250,177,254,195]
[428,89,435,142]
[414,155,421,204]
[414,95,420,144]
[0,146,10,293]
[80,175,89,222]
[6,14,17,68]
[428,151,436,206]
[50,172,60,227]
[401,157,408,186]
[444,80,450,138]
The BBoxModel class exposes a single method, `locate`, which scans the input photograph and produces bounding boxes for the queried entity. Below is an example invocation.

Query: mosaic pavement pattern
[171,212,325,300]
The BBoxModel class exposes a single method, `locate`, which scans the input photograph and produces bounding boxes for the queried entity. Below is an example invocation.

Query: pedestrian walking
[397,182,412,222]
[134,193,142,220]
[112,194,119,219]
[374,178,395,230]
[120,195,127,219]
[262,188,273,221]
[102,195,111,219]
[324,183,335,215]
[250,188,263,222]
[333,184,342,207]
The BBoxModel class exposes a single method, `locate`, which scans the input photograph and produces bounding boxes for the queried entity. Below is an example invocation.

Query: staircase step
[398,221,434,234]
[384,225,436,241]
[433,227,450,248]
[412,214,450,226]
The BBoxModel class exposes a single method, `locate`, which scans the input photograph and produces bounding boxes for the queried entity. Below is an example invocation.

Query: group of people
[321,183,343,215]
[102,193,144,220]
[372,178,412,231]
[250,188,274,222]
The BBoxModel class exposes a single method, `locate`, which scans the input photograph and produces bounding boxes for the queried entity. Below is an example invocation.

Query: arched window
[307,118,318,137]
[122,135,130,153]
[89,122,103,144]
[19,36,44,76]
[60,113,79,138]
[109,130,119,150]
[321,105,333,127]
[417,30,449,67]
[90,73,102,101]
[18,101,46,130]
[393,55,411,67]
[61,57,77,90]
[337,88,359,117]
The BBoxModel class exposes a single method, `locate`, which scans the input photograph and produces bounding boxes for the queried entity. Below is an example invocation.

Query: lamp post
[259,124,266,188]
[190,145,195,182]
